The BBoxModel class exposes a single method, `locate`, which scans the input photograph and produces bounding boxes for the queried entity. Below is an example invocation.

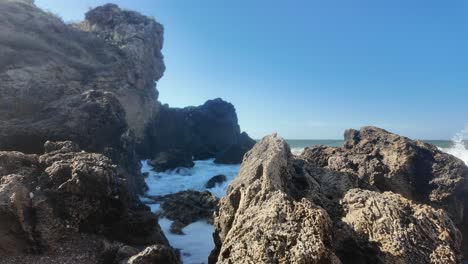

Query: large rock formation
[210,133,463,264]
[140,98,255,164]
[0,1,253,197]
[301,127,468,225]
[0,141,175,260]
[0,2,162,153]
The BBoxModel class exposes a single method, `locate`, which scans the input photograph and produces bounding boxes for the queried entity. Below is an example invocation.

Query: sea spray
[141,159,240,263]
[440,126,468,165]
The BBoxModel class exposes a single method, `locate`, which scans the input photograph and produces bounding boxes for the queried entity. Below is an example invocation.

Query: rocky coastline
[1,1,467,264]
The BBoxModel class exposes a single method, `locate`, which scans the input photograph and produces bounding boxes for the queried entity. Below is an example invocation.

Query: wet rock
[169,220,185,235]
[148,150,194,172]
[127,245,179,264]
[160,190,219,227]
[205,175,227,189]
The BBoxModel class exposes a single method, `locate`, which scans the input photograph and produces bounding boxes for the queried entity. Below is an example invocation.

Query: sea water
[141,131,468,264]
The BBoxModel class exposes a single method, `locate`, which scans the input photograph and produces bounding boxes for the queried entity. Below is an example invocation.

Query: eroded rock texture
[301,126,468,224]
[0,141,175,261]
[211,133,463,264]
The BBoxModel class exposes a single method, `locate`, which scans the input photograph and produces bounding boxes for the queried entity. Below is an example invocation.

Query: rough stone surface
[210,135,340,264]
[301,126,468,225]
[160,190,219,229]
[337,189,461,264]
[0,2,163,153]
[0,141,171,256]
[211,133,463,264]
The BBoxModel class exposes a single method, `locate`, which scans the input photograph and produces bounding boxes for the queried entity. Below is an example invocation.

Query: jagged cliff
[0,1,254,195]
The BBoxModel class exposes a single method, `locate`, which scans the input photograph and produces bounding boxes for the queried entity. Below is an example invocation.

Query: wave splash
[441,126,468,165]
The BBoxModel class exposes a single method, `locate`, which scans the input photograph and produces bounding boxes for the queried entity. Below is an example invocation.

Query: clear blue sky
[36,0,468,139]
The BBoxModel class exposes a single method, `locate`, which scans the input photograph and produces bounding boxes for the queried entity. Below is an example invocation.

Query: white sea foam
[440,126,468,165]
[141,159,240,198]
[291,147,304,156]
[159,217,214,264]
[141,159,240,264]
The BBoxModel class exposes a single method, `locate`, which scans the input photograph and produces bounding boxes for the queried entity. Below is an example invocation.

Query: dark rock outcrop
[0,141,173,258]
[214,132,256,164]
[160,190,219,233]
[210,133,463,264]
[141,99,255,165]
[148,150,194,172]
[205,175,227,189]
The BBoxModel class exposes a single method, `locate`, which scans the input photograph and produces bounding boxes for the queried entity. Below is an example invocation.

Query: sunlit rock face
[0,2,164,154]
[210,132,464,264]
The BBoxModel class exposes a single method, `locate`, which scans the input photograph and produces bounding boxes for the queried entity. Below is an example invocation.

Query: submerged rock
[210,133,463,264]
[148,150,194,172]
[205,175,228,189]
[160,190,219,232]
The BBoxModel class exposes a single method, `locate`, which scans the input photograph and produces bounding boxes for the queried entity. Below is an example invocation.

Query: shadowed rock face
[210,132,463,264]
[140,98,255,164]
[0,141,174,258]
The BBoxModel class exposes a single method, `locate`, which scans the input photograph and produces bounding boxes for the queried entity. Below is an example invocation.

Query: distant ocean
[286,139,468,164]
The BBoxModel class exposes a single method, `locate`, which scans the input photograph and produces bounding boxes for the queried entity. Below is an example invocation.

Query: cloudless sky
[35,0,468,139]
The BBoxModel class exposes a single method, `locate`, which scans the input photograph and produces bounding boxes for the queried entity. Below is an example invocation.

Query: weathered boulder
[210,135,340,264]
[205,175,227,189]
[301,126,468,225]
[336,189,461,263]
[160,190,219,232]
[0,141,171,256]
[148,150,194,172]
[211,134,463,263]
[140,99,254,163]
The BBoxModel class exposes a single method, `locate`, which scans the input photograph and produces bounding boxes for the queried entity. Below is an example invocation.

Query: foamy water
[140,129,468,264]
[141,159,240,264]
[441,126,468,165]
